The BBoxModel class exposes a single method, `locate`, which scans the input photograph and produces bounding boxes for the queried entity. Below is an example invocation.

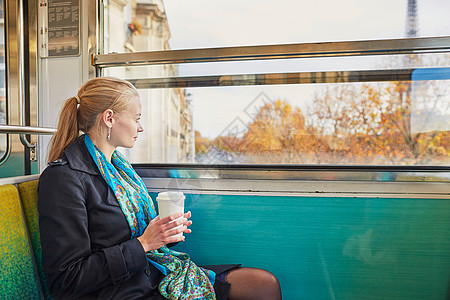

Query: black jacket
[38,137,165,299]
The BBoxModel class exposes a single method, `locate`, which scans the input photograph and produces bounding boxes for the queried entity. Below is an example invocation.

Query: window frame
[95,37,450,174]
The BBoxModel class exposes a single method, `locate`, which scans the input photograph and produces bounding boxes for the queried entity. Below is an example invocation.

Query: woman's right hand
[137,211,192,252]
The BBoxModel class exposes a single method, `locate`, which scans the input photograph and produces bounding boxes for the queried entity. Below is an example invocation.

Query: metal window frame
[93,36,450,68]
[135,164,450,195]
[95,36,450,181]
[141,177,450,199]
[133,164,450,183]
[127,68,421,89]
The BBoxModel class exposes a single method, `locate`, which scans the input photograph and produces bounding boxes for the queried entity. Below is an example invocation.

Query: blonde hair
[48,77,139,162]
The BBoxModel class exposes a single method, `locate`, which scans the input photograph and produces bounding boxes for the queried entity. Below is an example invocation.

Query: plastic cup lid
[156,191,185,201]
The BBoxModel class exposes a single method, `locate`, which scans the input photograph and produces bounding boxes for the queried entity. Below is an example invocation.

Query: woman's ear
[102,109,114,127]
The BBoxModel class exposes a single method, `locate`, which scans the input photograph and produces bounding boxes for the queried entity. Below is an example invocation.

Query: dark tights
[226,267,282,300]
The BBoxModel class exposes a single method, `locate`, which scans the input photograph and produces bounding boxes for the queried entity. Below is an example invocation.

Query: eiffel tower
[404,0,419,67]
[405,0,418,38]
[403,0,419,138]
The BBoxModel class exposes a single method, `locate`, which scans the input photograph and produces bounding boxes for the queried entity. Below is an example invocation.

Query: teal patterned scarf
[84,135,216,300]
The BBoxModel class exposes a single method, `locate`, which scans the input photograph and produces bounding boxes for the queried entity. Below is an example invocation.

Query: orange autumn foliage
[195,82,449,165]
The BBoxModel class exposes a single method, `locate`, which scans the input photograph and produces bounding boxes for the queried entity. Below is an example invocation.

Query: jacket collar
[64,135,100,176]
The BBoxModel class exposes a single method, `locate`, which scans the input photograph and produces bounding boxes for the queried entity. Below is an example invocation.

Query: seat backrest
[18,180,51,299]
[0,184,42,299]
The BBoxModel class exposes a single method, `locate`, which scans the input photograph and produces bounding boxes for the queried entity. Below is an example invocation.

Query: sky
[161,0,450,139]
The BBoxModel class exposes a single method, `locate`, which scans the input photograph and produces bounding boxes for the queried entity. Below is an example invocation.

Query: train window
[0,1,6,160]
[99,1,450,166]
[102,0,450,50]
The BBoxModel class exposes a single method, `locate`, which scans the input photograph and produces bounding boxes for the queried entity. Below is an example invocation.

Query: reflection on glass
[162,0,450,49]
[151,77,448,166]
[101,1,449,166]
[104,53,450,80]
[102,0,193,164]
[0,1,6,159]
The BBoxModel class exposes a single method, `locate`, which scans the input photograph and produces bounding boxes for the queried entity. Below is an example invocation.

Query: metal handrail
[128,68,420,89]
[0,125,56,135]
[93,36,450,68]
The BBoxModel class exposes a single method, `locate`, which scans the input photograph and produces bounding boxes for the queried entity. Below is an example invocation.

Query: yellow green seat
[18,180,51,299]
[0,184,41,299]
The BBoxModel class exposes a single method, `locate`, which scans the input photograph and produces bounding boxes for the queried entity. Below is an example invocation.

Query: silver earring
[107,127,111,140]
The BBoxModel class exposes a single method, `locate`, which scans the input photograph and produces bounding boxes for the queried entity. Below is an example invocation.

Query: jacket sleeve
[38,165,148,299]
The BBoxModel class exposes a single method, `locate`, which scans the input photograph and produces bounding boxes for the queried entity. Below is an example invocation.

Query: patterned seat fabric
[0,184,41,299]
[19,180,51,299]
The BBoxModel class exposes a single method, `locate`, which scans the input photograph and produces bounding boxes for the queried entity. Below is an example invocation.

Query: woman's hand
[137,211,192,252]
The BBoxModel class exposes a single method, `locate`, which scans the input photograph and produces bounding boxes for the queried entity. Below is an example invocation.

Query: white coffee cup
[156,191,186,238]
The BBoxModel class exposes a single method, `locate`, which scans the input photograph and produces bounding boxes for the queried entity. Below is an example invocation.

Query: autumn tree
[307,78,449,165]
[194,130,211,154]
[195,53,449,165]
[376,80,449,164]
[240,99,326,163]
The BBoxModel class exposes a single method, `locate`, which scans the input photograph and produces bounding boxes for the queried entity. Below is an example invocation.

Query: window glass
[102,0,449,166]
[162,0,450,49]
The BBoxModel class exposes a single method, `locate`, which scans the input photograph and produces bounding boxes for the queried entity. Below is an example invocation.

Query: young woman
[38,77,281,300]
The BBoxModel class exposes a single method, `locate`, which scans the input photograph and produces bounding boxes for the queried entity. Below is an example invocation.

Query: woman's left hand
[181,211,193,234]
[137,211,192,252]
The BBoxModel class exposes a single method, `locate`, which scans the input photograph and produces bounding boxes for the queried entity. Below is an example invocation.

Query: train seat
[0,184,42,299]
[18,180,51,299]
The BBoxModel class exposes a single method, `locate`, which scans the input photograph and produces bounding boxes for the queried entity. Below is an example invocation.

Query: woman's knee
[233,267,279,285]
[256,269,281,294]
[228,267,281,298]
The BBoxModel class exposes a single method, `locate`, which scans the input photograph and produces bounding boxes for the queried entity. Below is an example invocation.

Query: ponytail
[46,77,139,163]
[47,97,80,162]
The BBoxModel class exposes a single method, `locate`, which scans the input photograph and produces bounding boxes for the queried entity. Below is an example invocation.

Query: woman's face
[111,97,143,148]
